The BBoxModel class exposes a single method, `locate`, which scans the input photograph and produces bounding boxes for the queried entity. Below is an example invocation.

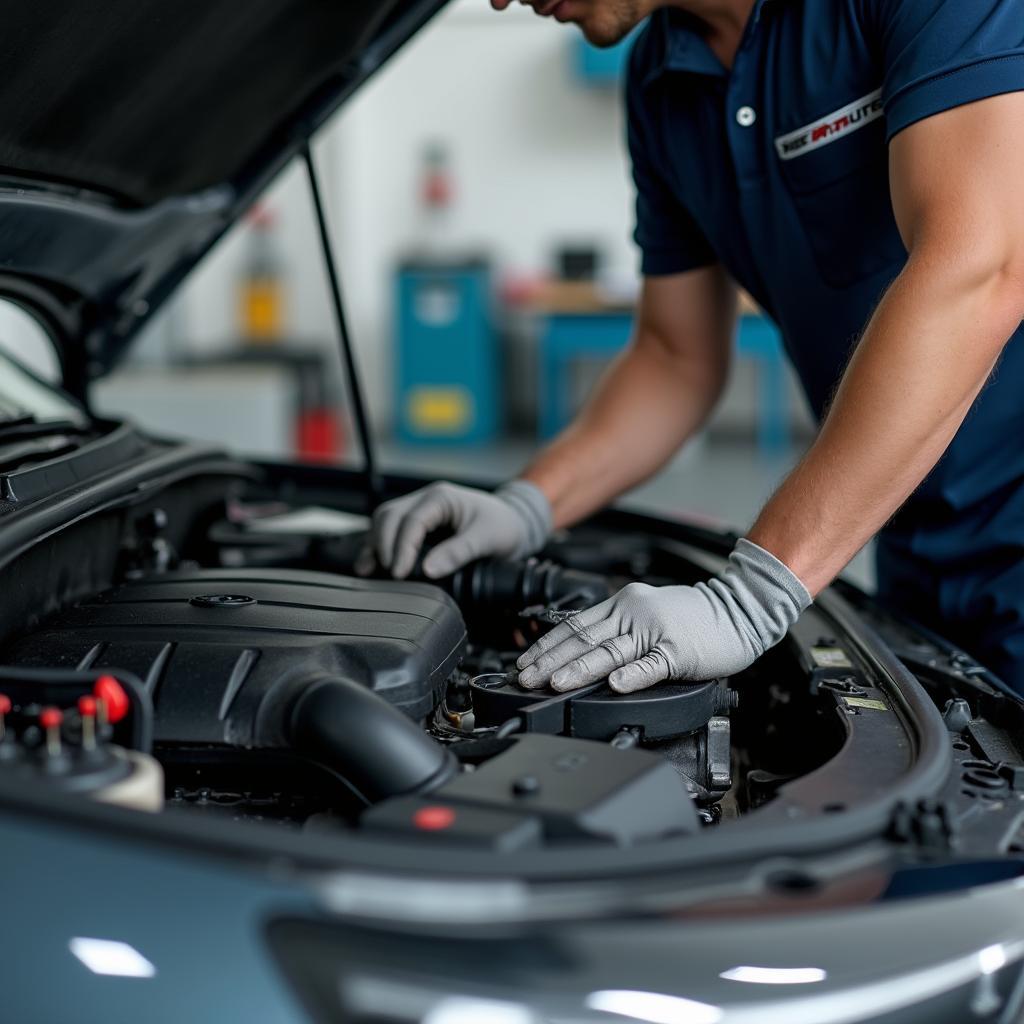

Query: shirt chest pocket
[776,109,908,289]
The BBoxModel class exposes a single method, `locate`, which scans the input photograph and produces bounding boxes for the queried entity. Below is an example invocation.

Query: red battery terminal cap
[39,706,63,730]
[0,695,11,716]
[93,675,130,723]
[77,695,97,718]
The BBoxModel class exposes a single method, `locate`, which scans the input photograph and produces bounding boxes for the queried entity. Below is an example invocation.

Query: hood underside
[0,0,447,388]
[2,2,406,207]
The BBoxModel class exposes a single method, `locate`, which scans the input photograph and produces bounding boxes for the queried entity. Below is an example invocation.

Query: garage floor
[379,437,876,591]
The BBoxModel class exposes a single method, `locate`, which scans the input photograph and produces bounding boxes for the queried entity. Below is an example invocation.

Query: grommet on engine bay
[190,594,257,609]
[512,775,540,797]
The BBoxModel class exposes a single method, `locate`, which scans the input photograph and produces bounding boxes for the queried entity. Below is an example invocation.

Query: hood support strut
[302,142,381,512]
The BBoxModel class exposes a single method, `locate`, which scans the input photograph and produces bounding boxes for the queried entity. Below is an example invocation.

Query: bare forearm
[522,338,725,528]
[749,257,1023,595]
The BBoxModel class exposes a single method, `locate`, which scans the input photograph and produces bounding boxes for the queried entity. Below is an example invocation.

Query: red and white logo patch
[775,89,884,161]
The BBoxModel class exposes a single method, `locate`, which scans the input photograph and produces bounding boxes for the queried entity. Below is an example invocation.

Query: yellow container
[240,277,284,343]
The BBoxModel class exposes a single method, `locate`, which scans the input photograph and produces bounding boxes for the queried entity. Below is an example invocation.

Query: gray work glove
[356,480,552,580]
[517,539,811,693]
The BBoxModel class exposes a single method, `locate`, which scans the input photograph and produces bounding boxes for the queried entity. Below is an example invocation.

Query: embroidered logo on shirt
[775,89,884,161]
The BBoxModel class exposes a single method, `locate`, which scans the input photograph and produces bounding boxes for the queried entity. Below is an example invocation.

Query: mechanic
[359,0,1024,694]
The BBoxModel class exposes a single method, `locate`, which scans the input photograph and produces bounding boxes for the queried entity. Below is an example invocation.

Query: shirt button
[736,106,757,127]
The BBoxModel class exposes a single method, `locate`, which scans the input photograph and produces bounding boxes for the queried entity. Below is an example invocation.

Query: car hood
[0,0,447,393]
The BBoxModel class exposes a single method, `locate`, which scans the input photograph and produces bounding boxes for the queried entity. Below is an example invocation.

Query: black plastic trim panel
[0,422,148,504]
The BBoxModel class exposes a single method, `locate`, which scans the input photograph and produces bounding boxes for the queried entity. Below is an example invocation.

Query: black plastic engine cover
[2,569,466,746]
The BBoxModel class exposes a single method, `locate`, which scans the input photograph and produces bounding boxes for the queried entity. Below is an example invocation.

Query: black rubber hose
[288,674,456,802]
[448,558,611,616]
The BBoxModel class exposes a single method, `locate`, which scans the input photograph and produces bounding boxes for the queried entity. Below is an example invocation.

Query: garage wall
[162,0,637,431]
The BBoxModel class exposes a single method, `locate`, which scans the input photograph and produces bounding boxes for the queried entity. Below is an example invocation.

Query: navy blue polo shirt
[627,0,1024,518]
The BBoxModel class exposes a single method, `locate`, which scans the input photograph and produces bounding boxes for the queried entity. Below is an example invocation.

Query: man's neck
[655,0,757,68]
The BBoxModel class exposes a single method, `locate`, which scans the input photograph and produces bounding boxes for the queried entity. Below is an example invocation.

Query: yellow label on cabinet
[408,387,472,433]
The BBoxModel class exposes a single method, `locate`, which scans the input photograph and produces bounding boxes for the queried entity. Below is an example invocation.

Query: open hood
[0,0,448,394]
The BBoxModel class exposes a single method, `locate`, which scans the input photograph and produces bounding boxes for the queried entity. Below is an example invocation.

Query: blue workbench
[537,310,790,454]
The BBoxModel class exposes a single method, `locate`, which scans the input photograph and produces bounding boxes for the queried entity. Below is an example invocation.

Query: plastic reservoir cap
[93,676,130,724]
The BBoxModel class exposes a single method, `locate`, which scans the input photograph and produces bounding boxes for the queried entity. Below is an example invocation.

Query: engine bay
[1,470,1023,867]
[0,553,746,848]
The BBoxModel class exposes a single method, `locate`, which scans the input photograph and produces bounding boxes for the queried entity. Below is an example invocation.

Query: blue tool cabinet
[395,263,499,445]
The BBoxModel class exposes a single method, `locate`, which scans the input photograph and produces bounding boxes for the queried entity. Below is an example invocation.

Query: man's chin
[576,16,637,48]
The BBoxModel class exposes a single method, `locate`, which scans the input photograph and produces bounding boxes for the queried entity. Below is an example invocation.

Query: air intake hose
[288,674,456,802]
[442,557,612,645]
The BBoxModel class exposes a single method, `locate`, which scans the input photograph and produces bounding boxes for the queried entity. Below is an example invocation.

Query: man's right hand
[355,480,552,580]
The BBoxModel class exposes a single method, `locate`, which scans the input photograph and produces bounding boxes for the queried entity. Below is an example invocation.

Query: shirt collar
[641,0,788,87]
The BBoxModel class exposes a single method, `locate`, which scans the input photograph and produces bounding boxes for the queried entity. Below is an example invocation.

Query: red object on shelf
[412,805,457,832]
[296,409,344,464]
[420,143,454,211]
[423,171,452,209]
[93,675,130,724]
[39,706,63,730]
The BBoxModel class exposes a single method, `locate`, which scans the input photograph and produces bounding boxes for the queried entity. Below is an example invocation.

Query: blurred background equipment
[394,142,501,445]
[95,196,347,465]
[239,205,287,344]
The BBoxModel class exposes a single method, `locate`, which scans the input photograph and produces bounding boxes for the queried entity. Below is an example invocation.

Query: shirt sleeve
[625,32,717,277]
[867,0,1024,141]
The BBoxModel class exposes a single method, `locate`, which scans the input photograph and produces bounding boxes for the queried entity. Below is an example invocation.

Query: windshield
[0,350,88,430]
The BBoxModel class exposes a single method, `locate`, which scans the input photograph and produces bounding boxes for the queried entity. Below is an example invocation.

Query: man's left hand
[516,539,811,694]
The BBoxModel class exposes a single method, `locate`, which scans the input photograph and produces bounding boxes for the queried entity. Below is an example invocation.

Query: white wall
[0,302,63,381]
